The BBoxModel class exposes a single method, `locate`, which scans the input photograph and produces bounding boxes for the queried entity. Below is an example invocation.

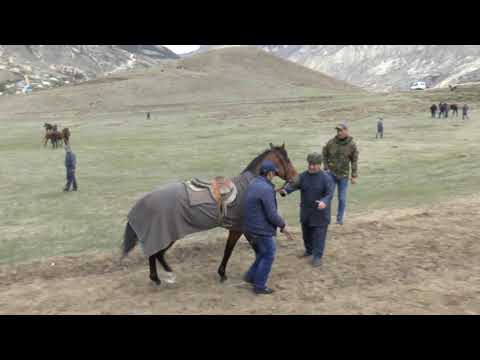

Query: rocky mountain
[0,47,360,118]
[0,45,178,96]
[193,45,480,91]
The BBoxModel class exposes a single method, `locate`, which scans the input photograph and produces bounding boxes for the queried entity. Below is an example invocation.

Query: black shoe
[254,287,275,295]
[243,274,254,285]
[63,189,69,192]
[297,252,312,258]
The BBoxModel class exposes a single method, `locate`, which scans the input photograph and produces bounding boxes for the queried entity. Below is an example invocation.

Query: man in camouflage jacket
[322,123,359,224]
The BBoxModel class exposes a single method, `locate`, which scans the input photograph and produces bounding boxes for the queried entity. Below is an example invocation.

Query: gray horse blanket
[127,171,255,257]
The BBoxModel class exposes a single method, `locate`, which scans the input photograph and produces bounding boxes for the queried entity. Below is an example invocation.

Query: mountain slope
[194,45,480,91]
[0,45,179,94]
[0,46,361,117]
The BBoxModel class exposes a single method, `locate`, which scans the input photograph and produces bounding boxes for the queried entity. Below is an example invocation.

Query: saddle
[185,176,238,225]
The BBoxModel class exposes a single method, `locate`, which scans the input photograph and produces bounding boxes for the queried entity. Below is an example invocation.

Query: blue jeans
[328,172,349,223]
[245,234,276,290]
[65,169,78,191]
[301,224,328,258]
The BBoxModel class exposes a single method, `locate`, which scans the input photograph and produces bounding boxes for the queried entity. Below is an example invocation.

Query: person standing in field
[63,145,78,192]
[242,160,289,295]
[462,104,469,120]
[322,123,359,225]
[376,118,384,139]
[279,153,334,267]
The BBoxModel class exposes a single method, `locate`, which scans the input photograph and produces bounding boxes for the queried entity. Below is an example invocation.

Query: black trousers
[301,223,329,258]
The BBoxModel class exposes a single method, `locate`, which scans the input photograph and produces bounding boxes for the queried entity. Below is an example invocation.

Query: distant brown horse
[43,125,70,148]
[450,104,458,117]
[121,143,299,285]
[61,128,71,145]
[44,130,62,148]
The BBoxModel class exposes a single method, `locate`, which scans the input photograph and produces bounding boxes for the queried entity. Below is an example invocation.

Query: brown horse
[450,104,458,117]
[44,129,62,148]
[43,126,70,148]
[121,143,299,285]
[61,128,71,145]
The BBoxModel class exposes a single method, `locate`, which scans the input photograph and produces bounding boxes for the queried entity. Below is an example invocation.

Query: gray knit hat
[306,152,322,165]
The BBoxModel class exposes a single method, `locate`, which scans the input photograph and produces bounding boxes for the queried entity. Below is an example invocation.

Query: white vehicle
[410,81,427,90]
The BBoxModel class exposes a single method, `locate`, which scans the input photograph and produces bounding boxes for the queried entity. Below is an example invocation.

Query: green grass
[1,86,479,265]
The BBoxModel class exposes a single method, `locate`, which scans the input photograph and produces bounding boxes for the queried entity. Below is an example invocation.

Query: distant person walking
[438,103,443,118]
[376,118,384,139]
[462,104,469,120]
[444,103,449,118]
[146,112,151,120]
[63,145,78,192]
[322,123,359,225]
[430,104,437,118]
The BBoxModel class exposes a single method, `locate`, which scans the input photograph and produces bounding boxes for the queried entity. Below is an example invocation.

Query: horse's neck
[230,171,256,197]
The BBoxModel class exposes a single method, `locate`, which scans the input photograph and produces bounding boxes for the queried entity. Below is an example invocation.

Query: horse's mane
[242,146,290,174]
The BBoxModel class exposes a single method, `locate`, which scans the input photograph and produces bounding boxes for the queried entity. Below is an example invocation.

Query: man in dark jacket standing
[63,145,78,192]
[243,160,288,295]
[462,104,469,120]
[280,153,333,267]
[322,123,359,225]
[376,118,384,139]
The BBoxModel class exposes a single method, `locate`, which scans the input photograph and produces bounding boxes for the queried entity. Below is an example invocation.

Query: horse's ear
[269,143,274,149]
[281,142,285,149]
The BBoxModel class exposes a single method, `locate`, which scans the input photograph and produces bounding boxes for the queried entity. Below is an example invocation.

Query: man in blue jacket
[63,145,78,192]
[280,153,333,267]
[243,160,289,295]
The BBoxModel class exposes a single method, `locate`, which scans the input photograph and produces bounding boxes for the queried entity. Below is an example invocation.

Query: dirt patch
[1,196,479,314]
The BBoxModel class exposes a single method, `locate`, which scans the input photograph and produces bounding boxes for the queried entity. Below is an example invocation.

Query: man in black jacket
[279,153,334,267]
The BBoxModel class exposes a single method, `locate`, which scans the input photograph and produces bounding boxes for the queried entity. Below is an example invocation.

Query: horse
[121,143,299,285]
[430,104,437,118]
[61,128,71,145]
[450,104,458,117]
[44,128,63,148]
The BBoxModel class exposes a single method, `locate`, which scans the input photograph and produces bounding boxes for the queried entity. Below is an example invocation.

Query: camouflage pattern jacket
[322,136,359,178]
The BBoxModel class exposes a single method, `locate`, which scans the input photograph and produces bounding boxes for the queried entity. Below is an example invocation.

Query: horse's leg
[156,242,174,272]
[156,242,175,283]
[218,230,243,282]
[149,255,161,285]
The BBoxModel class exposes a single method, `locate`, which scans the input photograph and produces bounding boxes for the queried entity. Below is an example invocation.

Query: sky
[163,45,200,54]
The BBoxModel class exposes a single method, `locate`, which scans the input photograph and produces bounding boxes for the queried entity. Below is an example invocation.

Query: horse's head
[263,143,299,184]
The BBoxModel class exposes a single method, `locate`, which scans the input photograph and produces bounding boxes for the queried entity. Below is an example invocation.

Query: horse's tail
[121,222,138,259]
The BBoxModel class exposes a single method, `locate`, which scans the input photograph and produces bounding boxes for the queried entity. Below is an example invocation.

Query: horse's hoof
[164,273,176,284]
[150,276,161,285]
[219,275,227,283]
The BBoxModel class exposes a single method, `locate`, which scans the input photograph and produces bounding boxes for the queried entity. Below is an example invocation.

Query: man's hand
[316,200,327,209]
[281,225,294,241]
[351,176,357,185]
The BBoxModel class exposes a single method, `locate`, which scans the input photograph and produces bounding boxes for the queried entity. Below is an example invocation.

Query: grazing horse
[121,143,299,285]
[450,104,458,117]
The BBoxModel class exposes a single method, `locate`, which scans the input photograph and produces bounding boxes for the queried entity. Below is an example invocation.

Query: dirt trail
[1,196,479,314]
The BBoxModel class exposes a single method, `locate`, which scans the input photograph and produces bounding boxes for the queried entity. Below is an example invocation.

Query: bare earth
[1,196,479,315]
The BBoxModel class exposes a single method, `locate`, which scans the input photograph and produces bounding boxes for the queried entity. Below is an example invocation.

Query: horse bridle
[272,150,293,191]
